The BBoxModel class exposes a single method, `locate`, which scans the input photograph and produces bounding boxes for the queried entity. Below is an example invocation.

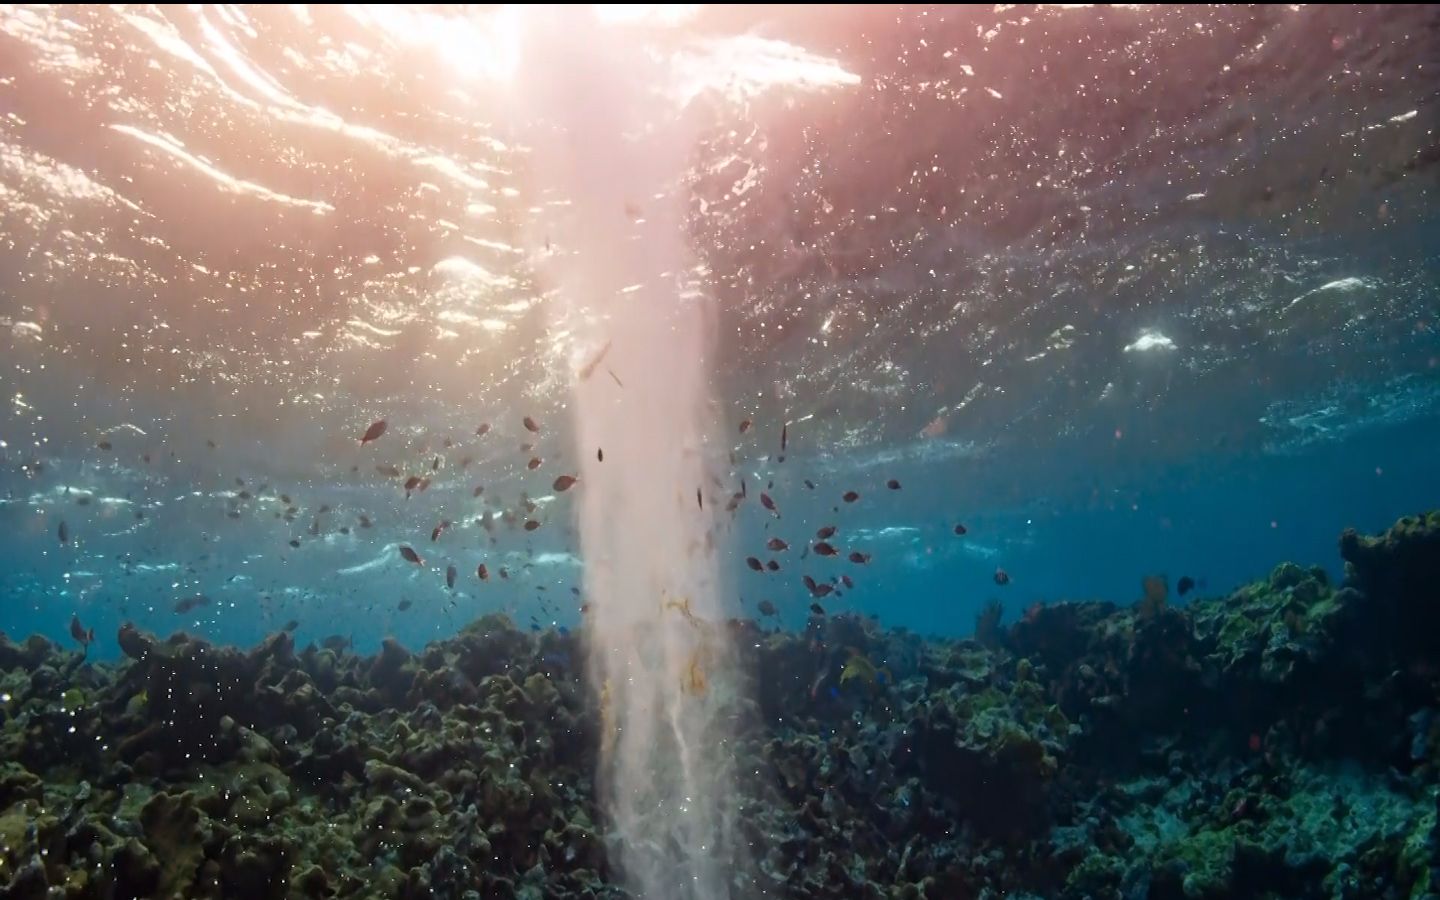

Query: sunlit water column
[510,9,746,899]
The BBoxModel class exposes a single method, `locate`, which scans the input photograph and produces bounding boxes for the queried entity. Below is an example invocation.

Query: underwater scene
[2,4,1440,899]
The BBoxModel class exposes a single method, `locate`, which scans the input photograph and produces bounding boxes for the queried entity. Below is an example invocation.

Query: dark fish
[173,594,210,614]
[360,420,387,445]
[697,488,703,510]
[399,546,423,565]
[766,560,780,572]
[598,448,604,462]
[741,478,747,497]
[404,475,422,492]
[476,423,491,436]
[781,424,788,451]
[816,525,836,540]
[96,440,111,451]
[739,419,752,434]
[804,479,816,490]
[527,457,543,471]
[813,583,834,598]
[604,367,624,388]
[887,479,901,490]
[767,480,774,490]
[524,519,540,531]
[358,514,373,529]
[69,614,93,647]
[280,494,292,505]
[431,520,450,541]
[554,475,578,492]
[283,620,300,632]
[238,490,251,500]
[460,456,472,468]
[446,565,457,589]
[499,567,509,579]
[236,478,245,487]
[954,524,968,536]
[523,416,540,433]
[758,600,778,617]
[810,602,826,616]
[477,563,490,581]
[473,485,485,497]
[289,539,301,548]
[760,493,778,515]
[848,551,870,564]
[431,456,440,471]
[803,575,818,592]
[398,599,413,611]
[1177,576,1196,596]
[778,455,785,463]
[766,538,789,552]
[843,491,859,503]
[814,542,837,557]
[841,574,855,589]
[58,521,69,545]
[994,568,1010,586]
[746,557,764,572]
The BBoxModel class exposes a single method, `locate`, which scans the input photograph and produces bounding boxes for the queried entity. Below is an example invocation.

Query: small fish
[499,567,509,579]
[814,542,837,557]
[360,420,387,445]
[524,519,540,531]
[443,438,454,449]
[741,478,748,498]
[69,614,94,648]
[841,574,855,589]
[173,594,210,614]
[739,419,752,434]
[804,479,816,490]
[473,485,485,497]
[399,546,423,565]
[431,520,450,541]
[954,523,968,536]
[446,565,457,589]
[887,479,901,490]
[523,416,540,433]
[528,457,543,470]
[579,339,612,381]
[553,475,578,492]
[478,563,490,581]
[289,539,301,548]
[781,424,788,451]
[476,423,491,437]
[843,491,859,503]
[597,448,604,462]
[810,602,825,616]
[1177,576,1196,596]
[746,557,764,572]
[848,551,870,564]
[238,490,251,500]
[994,568,1011,586]
[283,619,300,632]
[816,525,837,540]
[96,440,112,451]
[758,599,778,617]
[766,560,780,572]
[766,538,789,552]
[398,599,413,611]
[607,368,624,388]
[404,475,422,492]
[760,493,778,515]
[813,583,834,598]
[803,574,817,592]
[280,494,292,505]
[358,514,373,529]
[696,488,703,510]
[58,521,69,545]
[431,456,440,471]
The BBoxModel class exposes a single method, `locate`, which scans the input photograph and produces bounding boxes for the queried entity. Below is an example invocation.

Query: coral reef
[2,512,1440,898]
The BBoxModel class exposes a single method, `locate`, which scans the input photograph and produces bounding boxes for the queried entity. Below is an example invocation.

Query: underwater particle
[814,542,837,557]
[404,475,422,492]
[810,602,826,616]
[842,574,855,589]
[848,551,870,564]
[887,479,901,490]
[97,440,112,451]
[446,565,457,589]
[69,614,94,649]
[760,492,778,516]
[746,556,764,572]
[476,423,491,436]
[58,520,69,544]
[766,560,780,572]
[553,475,578,492]
[399,546,423,565]
[843,491,860,503]
[528,457,543,470]
[816,525,836,540]
[523,415,540,433]
[954,523,968,536]
[477,563,489,581]
[597,448,604,462]
[524,519,540,531]
[767,537,789,552]
[739,419,752,434]
[804,479,816,489]
[757,599,777,617]
[1177,575,1196,596]
[398,599,413,611]
[173,594,210,614]
[994,568,1010,586]
[360,420,387,445]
